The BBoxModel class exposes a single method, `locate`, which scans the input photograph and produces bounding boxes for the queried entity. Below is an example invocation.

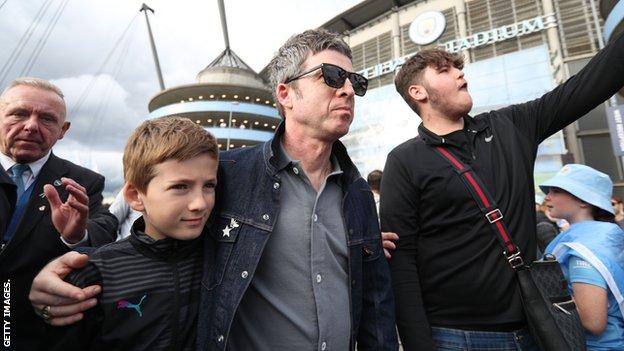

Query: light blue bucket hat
[539,164,614,214]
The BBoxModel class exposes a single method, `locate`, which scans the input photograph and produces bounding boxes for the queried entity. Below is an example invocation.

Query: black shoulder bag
[433,145,586,351]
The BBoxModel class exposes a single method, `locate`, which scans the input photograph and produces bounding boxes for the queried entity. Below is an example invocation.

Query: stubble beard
[428,86,472,120]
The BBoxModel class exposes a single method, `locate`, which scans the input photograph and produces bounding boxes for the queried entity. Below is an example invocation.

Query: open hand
[44,177,89,244]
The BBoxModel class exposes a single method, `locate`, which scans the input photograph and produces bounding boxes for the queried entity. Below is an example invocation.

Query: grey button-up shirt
[229,143,351,351]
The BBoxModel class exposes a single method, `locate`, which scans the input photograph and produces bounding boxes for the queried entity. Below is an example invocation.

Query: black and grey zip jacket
[50,217,203,351]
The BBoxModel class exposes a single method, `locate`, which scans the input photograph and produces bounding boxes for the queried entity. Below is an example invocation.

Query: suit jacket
[0,169,16,235]
[0,153,118,351]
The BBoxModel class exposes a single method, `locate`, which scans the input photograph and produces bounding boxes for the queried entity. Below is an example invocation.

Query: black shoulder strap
[433,145,525,270]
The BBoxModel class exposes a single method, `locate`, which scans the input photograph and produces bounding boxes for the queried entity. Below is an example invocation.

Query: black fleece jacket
[381,30,624,350]
[50,218,203,351]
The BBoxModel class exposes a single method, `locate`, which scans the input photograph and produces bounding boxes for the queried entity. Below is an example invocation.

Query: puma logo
[117,294,147,317]
[485,135,494,143]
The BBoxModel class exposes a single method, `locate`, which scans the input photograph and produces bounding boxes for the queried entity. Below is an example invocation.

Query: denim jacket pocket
[361,238,382,262]
[203,216,242,290]
[347,237,382,263]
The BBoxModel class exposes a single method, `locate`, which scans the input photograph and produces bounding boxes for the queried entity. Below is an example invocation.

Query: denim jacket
[197,123,398,350]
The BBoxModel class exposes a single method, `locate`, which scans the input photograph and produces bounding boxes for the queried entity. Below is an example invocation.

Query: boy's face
[128,154,218,241]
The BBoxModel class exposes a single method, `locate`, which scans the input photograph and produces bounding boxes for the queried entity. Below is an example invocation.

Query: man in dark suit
[0,169,15,235]
[0,77,117,350]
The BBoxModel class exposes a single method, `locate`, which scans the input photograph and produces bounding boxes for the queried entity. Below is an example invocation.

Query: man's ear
[57,121,70,140]
[407,84,428,104]
[123,183,145,212]
[276,83,293,111]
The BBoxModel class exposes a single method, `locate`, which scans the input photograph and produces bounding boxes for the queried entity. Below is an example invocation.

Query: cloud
[52,74,142,151]
[0,0,364,196]
[54,145,125,198]
[50,74,140,196]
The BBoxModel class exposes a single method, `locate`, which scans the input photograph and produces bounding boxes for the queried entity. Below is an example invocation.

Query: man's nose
[337,77,356,98]
[23,115,40,132]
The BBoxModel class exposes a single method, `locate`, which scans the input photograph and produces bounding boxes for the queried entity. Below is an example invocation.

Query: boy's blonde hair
[123,116,219,192]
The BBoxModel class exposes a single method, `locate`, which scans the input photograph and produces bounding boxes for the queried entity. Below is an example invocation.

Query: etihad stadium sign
[358,14,557,80]
[442,14,557,53]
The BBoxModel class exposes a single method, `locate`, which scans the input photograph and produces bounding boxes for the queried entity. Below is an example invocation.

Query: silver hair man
[1,77,66,118]
[267,29,352,118]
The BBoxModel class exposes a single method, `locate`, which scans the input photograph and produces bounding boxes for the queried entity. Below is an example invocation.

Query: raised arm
[500,30,624,145]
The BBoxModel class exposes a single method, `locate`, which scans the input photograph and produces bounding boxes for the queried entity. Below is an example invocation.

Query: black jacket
[381,30,624,350]
[51,218,203,351]
[0,170,15,235]
[0,154,118,351]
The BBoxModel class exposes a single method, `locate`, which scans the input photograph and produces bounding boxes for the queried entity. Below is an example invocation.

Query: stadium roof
[320,0,419,33]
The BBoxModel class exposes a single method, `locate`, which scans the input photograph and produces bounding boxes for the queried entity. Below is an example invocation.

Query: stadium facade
[148,48,280,151]
[308,0,624,195]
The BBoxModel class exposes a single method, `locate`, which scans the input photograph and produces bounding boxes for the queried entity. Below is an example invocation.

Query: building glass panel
[466,0,543,61]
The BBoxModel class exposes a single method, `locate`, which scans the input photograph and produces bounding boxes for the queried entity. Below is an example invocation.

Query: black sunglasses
[285,63,368,96]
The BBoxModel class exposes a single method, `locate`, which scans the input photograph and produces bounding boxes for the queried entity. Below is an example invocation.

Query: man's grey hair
[1,77,66,118]
[267,29,352,118]
[2,77,65,99]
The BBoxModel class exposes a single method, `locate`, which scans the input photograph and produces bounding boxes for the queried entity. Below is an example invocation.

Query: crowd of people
[0,27,622,351]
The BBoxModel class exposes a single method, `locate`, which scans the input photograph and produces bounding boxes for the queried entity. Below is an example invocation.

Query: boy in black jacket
[51,116,219,350]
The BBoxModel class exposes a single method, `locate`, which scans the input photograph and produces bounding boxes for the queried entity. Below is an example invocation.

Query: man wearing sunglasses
[381,29,624,350]
[28,29,398,350]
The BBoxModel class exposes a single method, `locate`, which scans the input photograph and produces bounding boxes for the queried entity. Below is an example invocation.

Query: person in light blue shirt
[540,164,624,350]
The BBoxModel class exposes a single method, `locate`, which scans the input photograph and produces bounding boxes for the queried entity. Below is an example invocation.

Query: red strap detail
[464,172,491,208]
[435,145,516,253]
[436,147,465,171]
[495,221,515,253]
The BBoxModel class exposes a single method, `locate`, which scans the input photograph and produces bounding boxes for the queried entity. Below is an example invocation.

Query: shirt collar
[0,150,52,178]
[265,120,359,183]
[278,140,343,177]
[418,115,488,146]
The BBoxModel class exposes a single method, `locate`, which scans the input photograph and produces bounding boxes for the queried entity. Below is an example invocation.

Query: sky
[0,0,362,197]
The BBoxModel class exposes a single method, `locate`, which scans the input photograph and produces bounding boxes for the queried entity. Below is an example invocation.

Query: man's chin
[12,151,44,164]
[461,101,473,115]
[324,127,349,143]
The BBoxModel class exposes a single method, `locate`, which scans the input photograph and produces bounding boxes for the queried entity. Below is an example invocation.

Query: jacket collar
[263,121,291,174]
[128,217,202,261]
[0,166,15,187]
[263,121,361,184]
[418,115,488,146]
[0,153,68,250]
